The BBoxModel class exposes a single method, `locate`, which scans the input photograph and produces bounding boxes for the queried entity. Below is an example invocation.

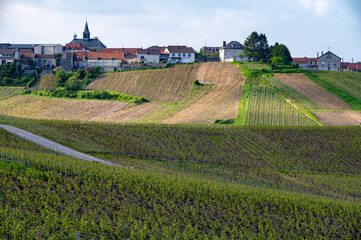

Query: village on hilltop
[0,21,360,73]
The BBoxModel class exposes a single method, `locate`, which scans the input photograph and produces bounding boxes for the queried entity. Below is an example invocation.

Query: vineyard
[86,64,200,102]
[1,125,361,238]
[244,85,317,126]
[1,116,361,201]
[32,74,58,90]
[0,86,23,100]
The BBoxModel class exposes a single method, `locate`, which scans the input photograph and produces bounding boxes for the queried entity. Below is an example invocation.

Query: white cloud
[298,0,329,15]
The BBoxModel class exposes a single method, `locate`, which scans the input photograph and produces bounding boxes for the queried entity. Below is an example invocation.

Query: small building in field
[219,41,245,62]
[164,45,195,63]
[317,51,341,71]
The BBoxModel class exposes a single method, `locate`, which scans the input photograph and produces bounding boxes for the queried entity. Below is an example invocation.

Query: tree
[258,33,270,62]
[209,52,219,58]
[65,76,83,90]
[243,31,270,62]
[269,42,292,65]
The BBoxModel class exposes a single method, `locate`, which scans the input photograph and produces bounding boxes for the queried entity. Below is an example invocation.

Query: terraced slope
[86,64,199,102]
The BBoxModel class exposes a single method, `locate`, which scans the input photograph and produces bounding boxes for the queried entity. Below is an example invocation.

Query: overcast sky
[0,0,360,62]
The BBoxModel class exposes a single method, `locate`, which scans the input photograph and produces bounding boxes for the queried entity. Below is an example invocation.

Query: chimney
[317,52,319,58]
[223,41,226,47]
[321,51,323,56]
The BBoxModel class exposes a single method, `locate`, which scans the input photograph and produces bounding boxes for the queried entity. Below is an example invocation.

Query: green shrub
[65,77,83,90]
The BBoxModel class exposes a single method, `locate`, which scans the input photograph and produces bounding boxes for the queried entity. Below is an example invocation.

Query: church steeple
[83,21,90,40]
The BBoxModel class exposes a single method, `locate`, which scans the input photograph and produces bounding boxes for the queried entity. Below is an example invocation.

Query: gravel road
[0,124,127,167]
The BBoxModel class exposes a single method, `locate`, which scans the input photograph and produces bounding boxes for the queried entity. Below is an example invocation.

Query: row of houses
[293,51,361,72]
[2,21,359,72]
[0,22,197,71]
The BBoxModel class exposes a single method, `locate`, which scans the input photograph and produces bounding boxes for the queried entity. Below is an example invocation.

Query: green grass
[0,86,23,100]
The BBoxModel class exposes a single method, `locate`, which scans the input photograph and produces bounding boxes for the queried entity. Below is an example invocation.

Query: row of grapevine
[246,85,318,126]
[1,145,361,239]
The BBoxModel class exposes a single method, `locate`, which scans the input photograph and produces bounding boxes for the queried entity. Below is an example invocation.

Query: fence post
[37,230,42,240]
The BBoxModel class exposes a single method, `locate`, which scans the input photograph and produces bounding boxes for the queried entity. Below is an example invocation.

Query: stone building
[317,51,341,71]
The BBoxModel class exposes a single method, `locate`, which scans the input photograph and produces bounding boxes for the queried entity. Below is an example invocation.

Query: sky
[0,0,360,62]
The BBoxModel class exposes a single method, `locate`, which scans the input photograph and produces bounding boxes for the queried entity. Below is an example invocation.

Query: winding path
[0,124,128,168]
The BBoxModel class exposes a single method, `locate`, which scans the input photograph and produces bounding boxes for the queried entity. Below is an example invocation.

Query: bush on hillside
[64,76,83,90]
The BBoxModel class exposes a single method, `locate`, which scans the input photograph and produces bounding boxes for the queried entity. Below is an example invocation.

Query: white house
[0,48,15,65]
[164,45,195,63]
[219,41,245,62]
[137,49,161,63]
[317,51,341,71]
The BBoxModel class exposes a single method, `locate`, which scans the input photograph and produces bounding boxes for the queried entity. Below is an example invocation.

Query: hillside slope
[274,73,361,126]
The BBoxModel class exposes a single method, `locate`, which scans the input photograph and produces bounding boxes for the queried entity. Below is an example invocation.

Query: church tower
[83,21,90,40]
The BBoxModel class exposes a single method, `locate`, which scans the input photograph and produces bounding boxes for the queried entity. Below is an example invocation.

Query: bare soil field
[163,63,243,123]
[312,111,361,126]
[0,95,130,121]
[274,73,350,110]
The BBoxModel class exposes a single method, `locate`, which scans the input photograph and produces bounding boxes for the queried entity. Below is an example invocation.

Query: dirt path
[0,124,128,167]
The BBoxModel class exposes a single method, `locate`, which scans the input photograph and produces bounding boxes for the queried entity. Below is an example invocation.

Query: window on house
[178,53,181,57]
[183,54,186,57]
[141,56,145,59]
[172,53,175,57]
[322,61,325,66]
[188,54,191,57]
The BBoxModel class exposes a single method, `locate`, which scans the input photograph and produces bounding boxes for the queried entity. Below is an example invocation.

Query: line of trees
[243,31,292,65]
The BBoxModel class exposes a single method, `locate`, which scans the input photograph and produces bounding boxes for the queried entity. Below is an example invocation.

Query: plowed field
[163,63,243,123]
[312,111,361,126]
[274,73,350,110]
[86,64,199,102]
[0,95,130,121]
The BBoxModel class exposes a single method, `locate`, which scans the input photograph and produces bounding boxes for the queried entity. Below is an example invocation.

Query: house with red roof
[292,57,318,70]
[164,45,195,63]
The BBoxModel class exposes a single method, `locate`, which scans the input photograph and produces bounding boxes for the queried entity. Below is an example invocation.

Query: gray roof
[0,48,15,55]
[69,38,106,49]
[318,51,341,60]
[6,44,40,49]
[220,41,244,50]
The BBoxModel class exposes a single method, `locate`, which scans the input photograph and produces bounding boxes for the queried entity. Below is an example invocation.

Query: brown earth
[274,73,350,110]
[163,63,243,123]
[0,95,130,121]
[312,111,361,126]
